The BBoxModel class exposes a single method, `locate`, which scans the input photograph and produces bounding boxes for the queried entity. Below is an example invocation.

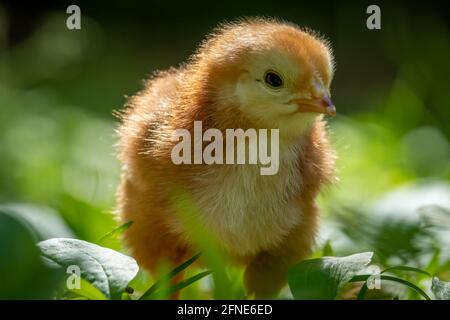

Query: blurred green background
[0,0,449,299]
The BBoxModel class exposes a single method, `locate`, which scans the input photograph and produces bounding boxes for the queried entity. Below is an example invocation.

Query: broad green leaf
[0,212,63,299]
[67,278,107,300]
[288,252,373,300]
[0,204,75,241]
[37,238,139,299]
[431,277,450,300]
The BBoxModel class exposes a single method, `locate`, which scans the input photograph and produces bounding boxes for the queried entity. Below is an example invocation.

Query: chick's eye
[264,71,283,89]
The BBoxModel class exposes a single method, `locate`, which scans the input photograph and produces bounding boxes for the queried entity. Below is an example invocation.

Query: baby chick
[117,18,336,299]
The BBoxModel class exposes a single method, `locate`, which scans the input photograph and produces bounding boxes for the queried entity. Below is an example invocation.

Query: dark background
[2,0,449,123]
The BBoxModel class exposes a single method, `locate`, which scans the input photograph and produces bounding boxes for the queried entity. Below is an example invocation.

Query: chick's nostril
[322,96,334,107]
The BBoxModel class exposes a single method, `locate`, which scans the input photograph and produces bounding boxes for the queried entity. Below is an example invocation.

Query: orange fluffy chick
[116,18,336,299]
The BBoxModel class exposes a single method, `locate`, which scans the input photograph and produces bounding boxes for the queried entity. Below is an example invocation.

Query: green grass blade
[139,253,201,300]
[167,253,202,279]
[381,266,431,277]
[379,275,431,300]
[98,221,133,244]
[141,271,211,300]
[350,274,370,282]
[356,282,369,300]
[425,249,440,275]
[164,271,212,298]
[350,274,431,300]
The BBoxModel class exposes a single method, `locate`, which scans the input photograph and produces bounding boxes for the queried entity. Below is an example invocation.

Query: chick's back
[116,68,193,271]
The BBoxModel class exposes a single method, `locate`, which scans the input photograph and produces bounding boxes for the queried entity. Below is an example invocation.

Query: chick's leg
[244,208,318,299]
[118,178,190,290]
[244,252,291,299]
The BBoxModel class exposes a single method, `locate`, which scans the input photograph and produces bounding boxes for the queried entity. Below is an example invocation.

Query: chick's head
[195,19,336,137]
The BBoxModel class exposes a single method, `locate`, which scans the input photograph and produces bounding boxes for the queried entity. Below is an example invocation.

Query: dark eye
[264,71,283,88]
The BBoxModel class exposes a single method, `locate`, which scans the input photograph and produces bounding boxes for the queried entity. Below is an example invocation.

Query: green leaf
[67,278,107,300]
[0,203,75,241]
[37,238,139,299]
[0,211,63,299]
[288,252,373,300]
[431,277,450,300]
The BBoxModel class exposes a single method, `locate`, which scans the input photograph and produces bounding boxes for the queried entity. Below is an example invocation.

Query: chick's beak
[291,95,336,116]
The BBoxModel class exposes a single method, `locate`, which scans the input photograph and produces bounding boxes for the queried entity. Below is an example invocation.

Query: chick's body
[117,19,336,298]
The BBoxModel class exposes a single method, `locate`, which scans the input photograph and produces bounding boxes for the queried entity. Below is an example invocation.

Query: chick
[116,18,336,299]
